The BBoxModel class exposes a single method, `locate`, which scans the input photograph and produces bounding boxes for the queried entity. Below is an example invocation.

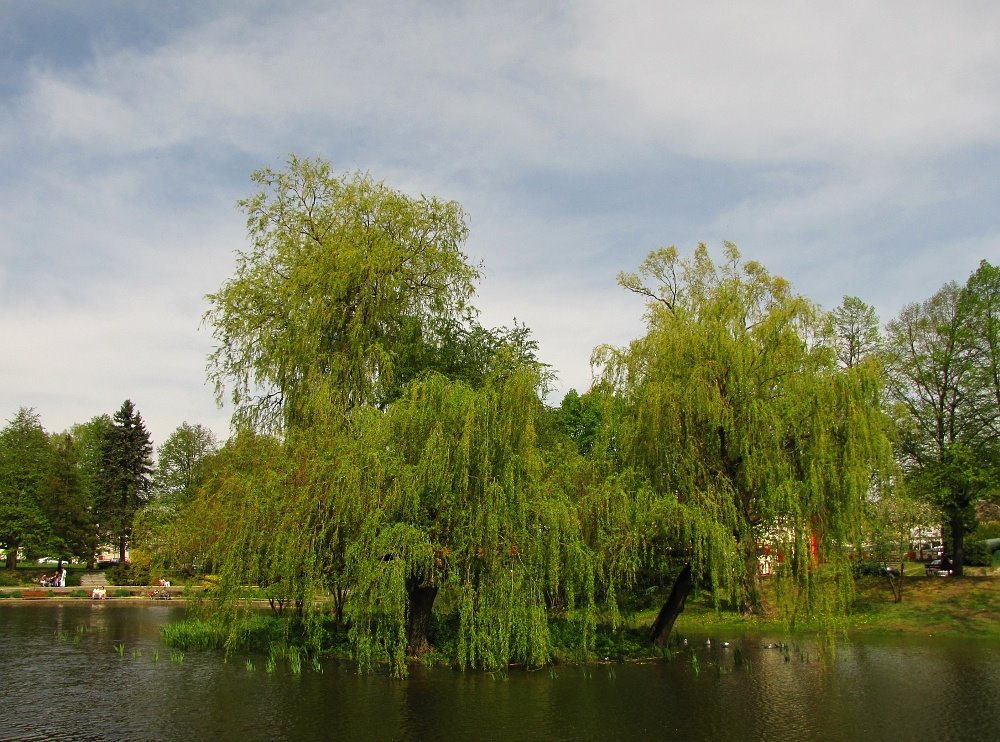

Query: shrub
[965,541,995,567]
[106,562,151,586]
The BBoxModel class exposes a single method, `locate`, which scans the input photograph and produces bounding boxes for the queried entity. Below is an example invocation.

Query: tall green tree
[151,423,219,508]
[184,371,593,676]
[42,433,94,562]
[95,400,153,563]
[70,415,113,566]
[205,156,480,433]
[0,408,53,568]
[135,422,219,564]
[961,260,1000,440]
[829,295,882,369]
[184,158,577,675]
[596,244,893,635]
[886,265,1000,575]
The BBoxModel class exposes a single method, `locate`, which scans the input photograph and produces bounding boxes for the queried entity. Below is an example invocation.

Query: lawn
[658,567,1000,640]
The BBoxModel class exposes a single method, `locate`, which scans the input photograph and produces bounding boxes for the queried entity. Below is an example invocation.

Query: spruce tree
[95,400,153,563]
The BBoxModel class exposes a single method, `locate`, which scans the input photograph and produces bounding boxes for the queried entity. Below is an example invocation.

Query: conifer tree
[95,400,153,563]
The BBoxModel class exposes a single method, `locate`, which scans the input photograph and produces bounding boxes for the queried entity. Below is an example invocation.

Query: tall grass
[161,618,228,651]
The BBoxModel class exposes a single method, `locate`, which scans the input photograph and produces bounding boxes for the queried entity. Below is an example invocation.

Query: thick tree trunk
[649,563,694,647]
[406,578,439,656]
[949,515,966,577]
[5,547,17,570]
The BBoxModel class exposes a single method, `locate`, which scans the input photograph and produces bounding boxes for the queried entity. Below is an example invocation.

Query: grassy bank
[659,569,1000,640]
[848,571,999,637]
[156,568,998,674]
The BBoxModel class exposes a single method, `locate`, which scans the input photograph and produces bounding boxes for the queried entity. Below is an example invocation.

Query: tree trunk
[5,547,16,570]
[884,565,903,603]
[333,585,347,626]
[649,563,694,647]
[406,578,439,656]
[739,545,763,614]
[949,515,966,577]
[119,536,127,565]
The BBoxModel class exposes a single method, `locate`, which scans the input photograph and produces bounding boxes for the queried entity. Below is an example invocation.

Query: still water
[1,603,998,741]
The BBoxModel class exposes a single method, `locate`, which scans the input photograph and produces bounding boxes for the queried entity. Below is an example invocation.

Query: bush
[965,541,996,567]
[0,570,24,587]
[106,562,151,586]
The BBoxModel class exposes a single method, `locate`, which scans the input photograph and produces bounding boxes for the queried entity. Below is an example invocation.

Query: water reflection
[1,604,997,741]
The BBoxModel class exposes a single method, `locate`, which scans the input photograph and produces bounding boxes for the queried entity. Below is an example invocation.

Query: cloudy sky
[2,1,998,450]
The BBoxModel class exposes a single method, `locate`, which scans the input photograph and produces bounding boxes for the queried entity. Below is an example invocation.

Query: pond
[1,603,998,741]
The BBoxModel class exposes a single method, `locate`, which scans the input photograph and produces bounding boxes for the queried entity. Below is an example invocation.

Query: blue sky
[2,1,998,449]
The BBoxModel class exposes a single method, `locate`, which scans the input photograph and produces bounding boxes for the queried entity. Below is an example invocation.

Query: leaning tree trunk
[649,562,694,647]
[406,577,439,656]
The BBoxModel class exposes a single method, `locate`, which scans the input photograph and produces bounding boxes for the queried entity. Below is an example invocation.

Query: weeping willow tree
[341,370,593,676]
[595,244,894,640]
[204,155,479,432]
[170,370,593,677]
[173,158,592,675]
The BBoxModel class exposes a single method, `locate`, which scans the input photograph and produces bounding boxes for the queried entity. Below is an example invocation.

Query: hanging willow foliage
[594,243,895,625]
[171,370,595,677]
[204,156,479,433]
[342,370,595,675]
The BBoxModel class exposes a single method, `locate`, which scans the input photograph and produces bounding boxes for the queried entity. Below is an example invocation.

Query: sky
[2,0,998,452]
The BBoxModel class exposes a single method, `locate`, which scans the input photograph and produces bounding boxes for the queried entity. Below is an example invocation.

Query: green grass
[659,570,1000,640]
[848,573,1000,637]
[155,569,998,676]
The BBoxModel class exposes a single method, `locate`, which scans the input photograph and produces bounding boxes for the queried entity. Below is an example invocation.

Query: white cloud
[573,0,1000,163]
[1,0,997,443]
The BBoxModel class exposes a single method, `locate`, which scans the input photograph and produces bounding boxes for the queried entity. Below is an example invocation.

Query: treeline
[3,157,997,676]
[0,401,216,571]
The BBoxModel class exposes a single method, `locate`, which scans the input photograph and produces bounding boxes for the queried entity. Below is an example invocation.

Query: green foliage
[152,423,218,507]
[136,422,219,566]
[105,560,151,586]
[551,388,606,456]
[886,264,1000,574]
[971,519,1000,540]
[595,244,894,621]
[94,400,153,563]
[181,158,596,677]
[69,415,113,562]
[171,371,595,676]
[828,295,881,368]
[966,520,1000,566]
[0,407,55,567]
[204,155,480,432]
[161,614,286,652]
[43,433,95,563]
